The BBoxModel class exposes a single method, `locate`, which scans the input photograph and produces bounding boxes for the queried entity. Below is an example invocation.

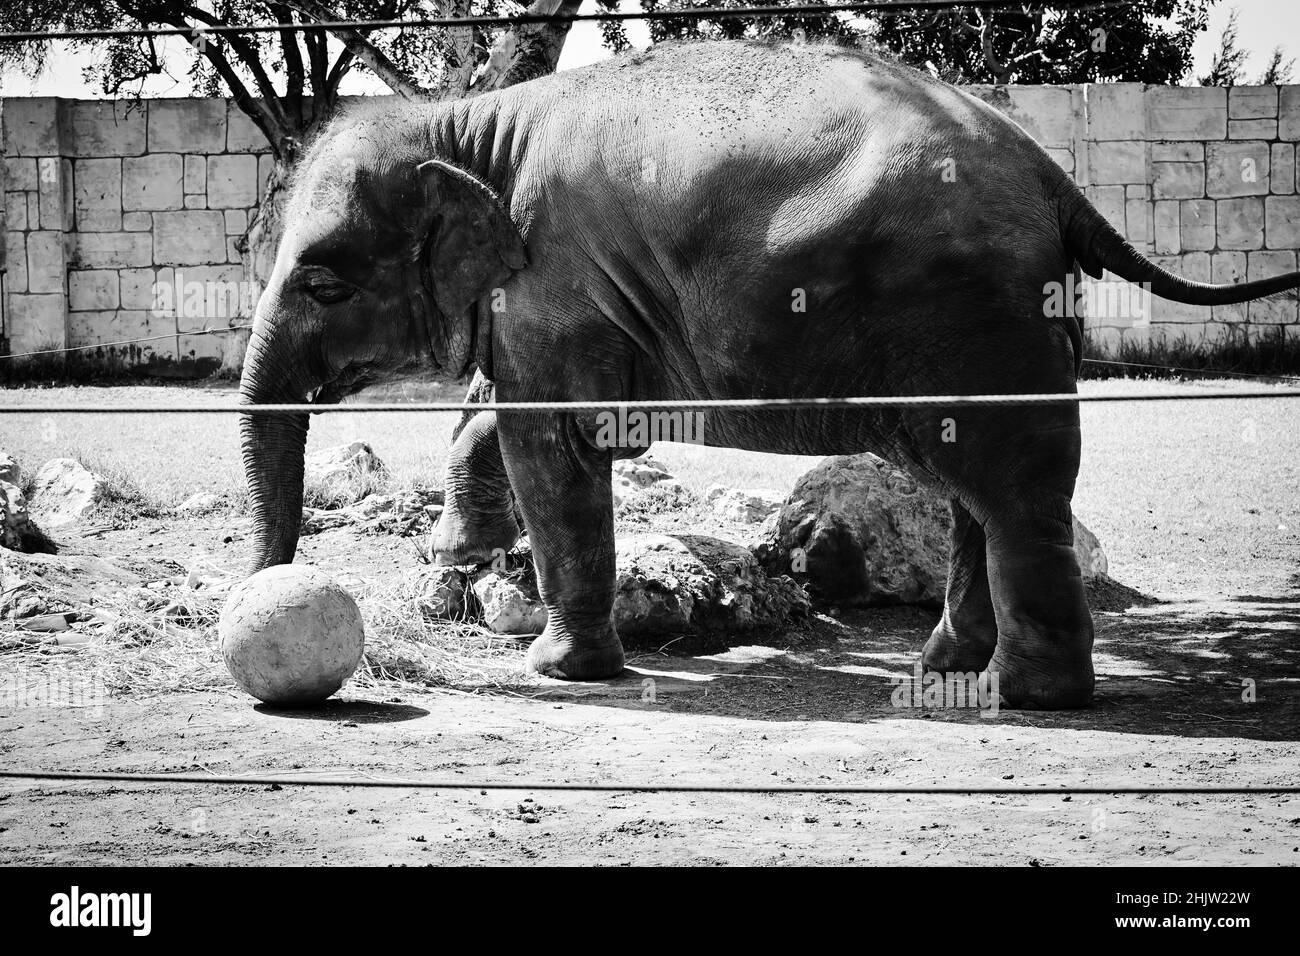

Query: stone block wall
[1,97,273,369]
[2,85,1299,368]
[971,83,1299,347]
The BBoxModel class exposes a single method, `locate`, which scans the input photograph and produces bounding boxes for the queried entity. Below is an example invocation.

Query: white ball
[219,565,365,707]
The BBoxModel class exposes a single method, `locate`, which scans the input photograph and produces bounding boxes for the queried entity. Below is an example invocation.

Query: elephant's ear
[418,159,527,315]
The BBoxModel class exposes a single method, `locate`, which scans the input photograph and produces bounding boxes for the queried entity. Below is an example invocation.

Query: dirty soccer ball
[219,565,365,707]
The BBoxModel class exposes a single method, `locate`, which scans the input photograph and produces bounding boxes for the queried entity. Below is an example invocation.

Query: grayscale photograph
[0,0,1295,902]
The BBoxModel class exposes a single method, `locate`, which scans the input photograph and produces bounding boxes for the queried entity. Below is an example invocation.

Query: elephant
[239,39,1300,709]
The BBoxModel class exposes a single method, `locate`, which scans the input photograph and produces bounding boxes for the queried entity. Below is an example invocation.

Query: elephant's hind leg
[922,498,998,674]
[976,419,1095,709]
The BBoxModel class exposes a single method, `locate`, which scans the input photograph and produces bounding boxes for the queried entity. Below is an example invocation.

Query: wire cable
[0,769,1294,794]
[0,1,1143,43]
[1,389,1298,415]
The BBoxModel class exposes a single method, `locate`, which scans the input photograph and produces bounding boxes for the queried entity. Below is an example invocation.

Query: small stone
[405,566,473,621]
[175,492,221,514]
[708,486,785,524]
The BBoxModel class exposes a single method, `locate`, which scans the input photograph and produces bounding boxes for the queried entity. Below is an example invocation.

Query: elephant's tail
[1058,182,1300,306]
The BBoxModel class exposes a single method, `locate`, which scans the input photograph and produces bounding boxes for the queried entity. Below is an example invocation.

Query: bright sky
[0,1,1294,99]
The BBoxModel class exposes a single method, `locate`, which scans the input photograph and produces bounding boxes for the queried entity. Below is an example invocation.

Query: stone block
[122,154,184,211]
[1179,200,1215,250]
[72,157,122,231]
[6,294,66,353]
[148,99,226,154]
[227,102,267,152]
[223,208,247,235]
[1215,197,1265,250]
[1210,251,1248,323]
[4,157,39,191]
[4,231,27,291]
[1206,142,1270,197]
[123,211,151,231]
[3,99,60,156]
[1089,185,1126,231]
[1125,198,1151,245]
[206,154,258,208]
[5,191,28,231]
[1148,86,1227,140]
[184,155,206,194]
[37,157,61,230]
[119,268,159,311]
[1228,86,1278,120]
[153,210,227,266]
[1152,161,1204,199]
[1282,86,1300,140]
[184,194,206,209]
[64,101,146,157]
[68,269,119,311]
[1153,201,1180,254]
[1229,119,1277,140]
[1265,195,1300,248]
[1088,140,1145,184]
[1045,147,1074,173]
[26,231,65,293]
[71,232,152,270]
[1087,83,1145,140]
[1003,86,1076,147]
[1248,251,1299,324]
[1271,144,1296,195]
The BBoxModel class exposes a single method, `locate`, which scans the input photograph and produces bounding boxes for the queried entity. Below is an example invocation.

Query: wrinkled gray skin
[241,40,1300,708]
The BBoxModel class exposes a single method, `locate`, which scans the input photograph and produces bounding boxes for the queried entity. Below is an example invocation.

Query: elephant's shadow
[506,568,1300,743]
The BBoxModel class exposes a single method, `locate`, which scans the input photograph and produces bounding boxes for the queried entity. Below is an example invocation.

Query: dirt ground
[2,517,1299,865]
[1,380,1299,865]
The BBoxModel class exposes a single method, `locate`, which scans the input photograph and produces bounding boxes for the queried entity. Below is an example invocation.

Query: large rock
[465,533,809,637]
[304,441,388,506]
[754,453,1104,607]
[30,459,107,526]
[1,481,39,551]
[614,533,809,636]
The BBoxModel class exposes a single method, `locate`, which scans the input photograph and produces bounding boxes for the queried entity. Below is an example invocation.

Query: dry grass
[1,570,532,703]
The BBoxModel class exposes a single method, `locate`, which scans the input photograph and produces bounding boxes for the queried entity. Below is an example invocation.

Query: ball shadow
[252,699,429,723]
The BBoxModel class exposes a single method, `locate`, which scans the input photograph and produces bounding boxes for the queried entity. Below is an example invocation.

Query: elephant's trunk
[239,332,312,574]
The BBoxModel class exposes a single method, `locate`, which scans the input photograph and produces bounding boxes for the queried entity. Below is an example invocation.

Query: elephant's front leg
[496,411,625,680]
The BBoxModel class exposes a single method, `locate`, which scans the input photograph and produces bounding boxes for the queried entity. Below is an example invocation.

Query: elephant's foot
[526,622,626,681]
[432,509,521,567]
[921,616,997,675]
[983,647,1094,710]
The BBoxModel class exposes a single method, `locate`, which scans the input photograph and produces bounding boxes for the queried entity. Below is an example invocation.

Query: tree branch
[283,0,435,101]
[470,0,583,92]
[271,3,306,127]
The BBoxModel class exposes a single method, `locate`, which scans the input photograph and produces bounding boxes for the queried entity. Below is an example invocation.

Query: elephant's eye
[299,268,356,304]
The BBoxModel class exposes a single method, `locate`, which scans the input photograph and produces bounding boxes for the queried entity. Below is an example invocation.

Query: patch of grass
[1082,327,1300,381]
[302,466,392,511]
[0,569,529,701]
